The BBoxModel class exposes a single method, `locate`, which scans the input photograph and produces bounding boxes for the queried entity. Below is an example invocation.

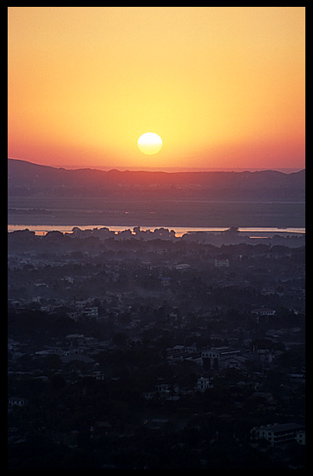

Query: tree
[112,332,127,347]
[50,374,66,391]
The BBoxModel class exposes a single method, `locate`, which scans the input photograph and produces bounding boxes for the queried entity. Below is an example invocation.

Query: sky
[8,7,305,171]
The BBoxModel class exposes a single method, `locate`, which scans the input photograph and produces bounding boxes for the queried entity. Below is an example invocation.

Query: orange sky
[8,7,305,170]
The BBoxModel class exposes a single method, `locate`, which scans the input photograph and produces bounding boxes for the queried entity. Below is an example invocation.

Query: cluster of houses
[67,300,99,320]
[8,326,305,452]
[166,345,246,370]
[143,376,213,402]
[165,343,281,371]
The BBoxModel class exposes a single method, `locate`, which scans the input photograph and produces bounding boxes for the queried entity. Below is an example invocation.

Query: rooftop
[258,423,304,433]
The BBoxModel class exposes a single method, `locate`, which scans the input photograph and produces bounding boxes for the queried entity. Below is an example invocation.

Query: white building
[75,300,90,309]
[82,307,98,318]
[195,377,213,392]
[8,397,28,407]
[251,423,304,446]
[201,347,240,370]
[296,430,306,445]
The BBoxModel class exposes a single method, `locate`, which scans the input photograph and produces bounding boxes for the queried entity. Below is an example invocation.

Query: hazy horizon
[8,157,304,174]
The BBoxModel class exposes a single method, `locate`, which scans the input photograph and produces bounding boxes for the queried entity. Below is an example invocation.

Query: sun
[137,132,163,155]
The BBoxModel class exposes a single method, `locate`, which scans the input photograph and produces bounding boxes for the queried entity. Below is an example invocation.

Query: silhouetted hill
[8,158,305,201]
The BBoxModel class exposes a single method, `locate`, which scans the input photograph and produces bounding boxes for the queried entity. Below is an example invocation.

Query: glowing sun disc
[138,132,163,155]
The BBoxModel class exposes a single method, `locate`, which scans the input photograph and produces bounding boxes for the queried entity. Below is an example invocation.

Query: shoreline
[7,224,305,238]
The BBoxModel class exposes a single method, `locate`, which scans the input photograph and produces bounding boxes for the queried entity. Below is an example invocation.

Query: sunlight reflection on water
[7,224,305,237]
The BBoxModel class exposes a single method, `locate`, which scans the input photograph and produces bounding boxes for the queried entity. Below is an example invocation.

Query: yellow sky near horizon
[8,7,305,170]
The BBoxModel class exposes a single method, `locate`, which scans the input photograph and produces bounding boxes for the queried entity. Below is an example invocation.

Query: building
[166,345,198,363]
[252,307,276,317]
[75,300,90,310]
[201,347,240,370]
[296,430,306,445]
[252,307,276,323]
[156,383,170,395]
[8,397,28,407]
[251,423,305,446]
[143,391,156,401]
[195,377,213,392]
[253,347,274,365]
[214,259,229,268]
[82,307,98,318]
[175,263,191,271]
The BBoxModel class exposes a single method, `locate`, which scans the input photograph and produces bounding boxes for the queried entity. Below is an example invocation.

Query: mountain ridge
[8,158,305,228]
[8,158,305,196]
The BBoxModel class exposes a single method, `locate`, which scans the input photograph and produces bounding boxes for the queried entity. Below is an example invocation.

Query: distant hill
[8,158,305,202]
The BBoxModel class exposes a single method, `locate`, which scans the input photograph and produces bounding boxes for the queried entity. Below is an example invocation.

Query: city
[8,227,305,468]
[8,6,305,470]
